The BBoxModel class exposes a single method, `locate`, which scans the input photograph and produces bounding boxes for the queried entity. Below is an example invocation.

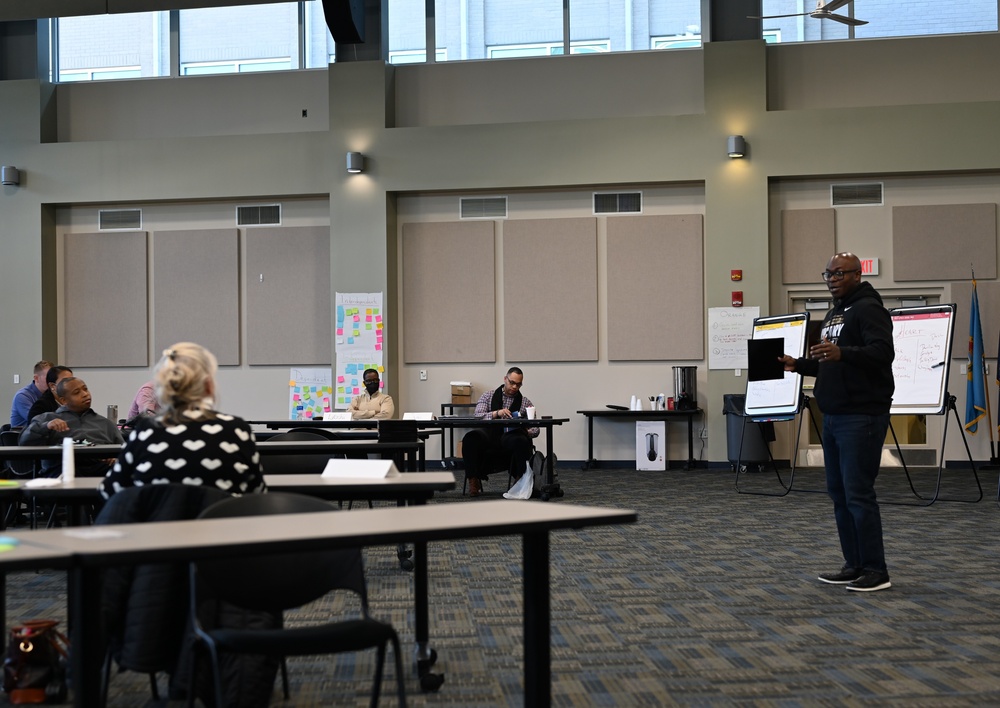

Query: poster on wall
[707,306,760,370]
[335,354,385,409]
[335,292,387,410]
[335,293,385,354]
[288,367,334,420]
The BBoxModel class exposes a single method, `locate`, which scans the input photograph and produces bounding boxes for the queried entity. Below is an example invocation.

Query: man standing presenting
[9,360,53,428]
[462,367,539,497]
[779,253,895,592]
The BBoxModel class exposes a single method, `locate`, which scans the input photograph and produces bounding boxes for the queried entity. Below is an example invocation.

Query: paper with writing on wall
[708,307,760,370]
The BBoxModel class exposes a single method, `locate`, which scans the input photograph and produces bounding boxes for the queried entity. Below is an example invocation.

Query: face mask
[365,381,379,395]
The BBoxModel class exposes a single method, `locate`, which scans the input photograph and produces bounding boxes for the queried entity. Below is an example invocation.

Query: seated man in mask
[348,368,395,420]
[20,377,124,477]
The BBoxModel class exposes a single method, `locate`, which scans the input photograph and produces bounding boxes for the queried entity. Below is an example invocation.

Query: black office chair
[286,426,347,441]
[262,430,337,475]
[95,483,232,707]
[186,492,407,708]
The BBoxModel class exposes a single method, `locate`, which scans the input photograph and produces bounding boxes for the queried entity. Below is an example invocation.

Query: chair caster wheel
[419,672,444,692]
[399,558,414,571]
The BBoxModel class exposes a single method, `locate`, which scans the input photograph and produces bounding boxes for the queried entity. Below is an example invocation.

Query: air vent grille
[594,192,642,214]
[831,183,883,207]
[99,209,142,230]
[237,204,281,226]
[460,197,507,219]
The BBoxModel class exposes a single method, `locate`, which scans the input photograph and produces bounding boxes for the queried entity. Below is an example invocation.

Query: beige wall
[3,33,1000,463]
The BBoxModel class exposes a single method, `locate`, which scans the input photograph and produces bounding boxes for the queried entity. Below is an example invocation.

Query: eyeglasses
[363,378,379,385]
[504,377,523,388]
[821,269,860,282]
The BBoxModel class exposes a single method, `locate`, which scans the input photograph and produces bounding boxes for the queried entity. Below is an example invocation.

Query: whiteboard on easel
[744,313,810,418]
[889,304,956,415]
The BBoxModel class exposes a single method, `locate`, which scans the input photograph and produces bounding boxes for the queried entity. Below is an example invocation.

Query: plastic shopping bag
[503,462,534,500]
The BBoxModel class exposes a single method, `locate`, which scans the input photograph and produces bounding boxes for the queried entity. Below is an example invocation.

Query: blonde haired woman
[101,342,265,500]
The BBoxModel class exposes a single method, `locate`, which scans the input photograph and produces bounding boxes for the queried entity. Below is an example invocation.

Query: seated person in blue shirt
[462,367,539,497]
[19,377,124,477]
[9,360,53,428]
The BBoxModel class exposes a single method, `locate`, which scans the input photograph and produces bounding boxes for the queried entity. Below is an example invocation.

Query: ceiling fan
[750,0,868,26]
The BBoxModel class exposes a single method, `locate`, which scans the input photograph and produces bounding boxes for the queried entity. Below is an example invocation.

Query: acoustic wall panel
[504,218,598,362]
[607,214,704,361]
[781,209,835,284]
[63,231,148,367]
[153,229,240,365]
[894,204,996,281]
[246,226,331,365]
[402,221,496,363]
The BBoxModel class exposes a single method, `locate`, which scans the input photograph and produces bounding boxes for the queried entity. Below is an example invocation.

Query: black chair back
[261,431,336,475]
[0,429,34,478]
[194,493,360,611]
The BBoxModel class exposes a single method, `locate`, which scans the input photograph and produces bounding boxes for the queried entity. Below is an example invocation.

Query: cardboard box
[452,394,472,404]
[450,384,472,396]
[635,421,667,471]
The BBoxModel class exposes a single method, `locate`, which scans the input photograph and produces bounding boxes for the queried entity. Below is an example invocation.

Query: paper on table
[23,478,62,488]
[63,528,127,540]
[321,458,399,479]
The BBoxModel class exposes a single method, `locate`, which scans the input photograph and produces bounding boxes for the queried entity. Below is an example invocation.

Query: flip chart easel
[735,313,810,496]
[885,304,981,505]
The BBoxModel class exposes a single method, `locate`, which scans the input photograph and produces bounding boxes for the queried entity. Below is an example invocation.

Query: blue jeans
[822,413,889,573]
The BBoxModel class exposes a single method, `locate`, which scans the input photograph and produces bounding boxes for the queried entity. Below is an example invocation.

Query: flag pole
[972,266,997,462]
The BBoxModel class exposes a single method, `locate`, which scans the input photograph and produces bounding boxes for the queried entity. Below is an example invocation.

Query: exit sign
[860,258,879,275]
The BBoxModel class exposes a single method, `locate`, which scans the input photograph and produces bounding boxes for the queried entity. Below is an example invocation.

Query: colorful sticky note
[375,343,382,350]
[289,380,296,387]
[375,315,382,322]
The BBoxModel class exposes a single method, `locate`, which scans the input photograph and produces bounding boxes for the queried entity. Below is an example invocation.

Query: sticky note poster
[335,292,384,354]
[335,358,384,409]
[289,367,334,420]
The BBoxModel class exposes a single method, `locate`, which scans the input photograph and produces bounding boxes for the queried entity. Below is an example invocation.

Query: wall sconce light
[727,135,746,159]
[1,166,21,186]
[346,152,365,174]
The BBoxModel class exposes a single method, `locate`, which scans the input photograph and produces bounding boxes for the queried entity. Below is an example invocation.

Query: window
[388,49,448,65]
[56,11,170,81]
[54,2,334,82]
[488,40,610,59]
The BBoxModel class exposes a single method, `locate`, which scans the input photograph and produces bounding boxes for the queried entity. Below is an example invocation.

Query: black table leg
[523,531,550,708]
[69,565,101,708]
[585,416,596,469]
[686,413,695,469]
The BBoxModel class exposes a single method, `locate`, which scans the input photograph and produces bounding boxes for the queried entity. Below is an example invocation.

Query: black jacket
[796,281,895,415]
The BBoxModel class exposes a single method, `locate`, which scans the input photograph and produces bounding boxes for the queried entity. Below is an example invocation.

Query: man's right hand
[46,418,69,432]
[778,355,797,372]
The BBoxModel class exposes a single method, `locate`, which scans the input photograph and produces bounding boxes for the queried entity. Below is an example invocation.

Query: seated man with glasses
[461,367,539,497]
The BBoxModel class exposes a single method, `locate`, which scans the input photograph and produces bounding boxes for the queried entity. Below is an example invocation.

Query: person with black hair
[461,367,539,497]
[25,365,74,422]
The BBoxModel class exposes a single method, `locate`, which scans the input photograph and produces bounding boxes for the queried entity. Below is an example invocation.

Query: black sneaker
[846,570,892,592]
[817,566,863,584]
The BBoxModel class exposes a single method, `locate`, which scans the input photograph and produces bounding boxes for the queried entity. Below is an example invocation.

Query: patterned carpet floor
[6,465,1000,707]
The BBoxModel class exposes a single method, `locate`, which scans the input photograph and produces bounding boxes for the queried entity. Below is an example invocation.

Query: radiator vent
[460,196,507,219]
[594,191,642,214]
[99,209,142,231]
[237,204,282,226]
[831,183,883,207]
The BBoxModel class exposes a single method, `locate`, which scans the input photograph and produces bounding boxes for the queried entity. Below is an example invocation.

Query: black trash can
[723,394,773,472]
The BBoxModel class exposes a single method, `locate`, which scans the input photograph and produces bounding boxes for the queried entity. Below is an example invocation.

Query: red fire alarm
[732,291,743,307]
[731,269,742,281]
